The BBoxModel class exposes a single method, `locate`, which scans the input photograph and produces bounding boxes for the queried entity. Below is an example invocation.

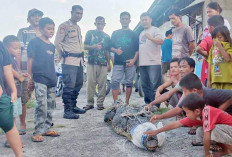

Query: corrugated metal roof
[181,0,204,14]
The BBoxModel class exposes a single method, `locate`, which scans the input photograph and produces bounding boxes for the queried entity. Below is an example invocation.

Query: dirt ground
[0,84,205,157]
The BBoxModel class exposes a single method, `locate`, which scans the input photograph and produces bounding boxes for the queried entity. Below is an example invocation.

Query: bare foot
[20,124,26,131]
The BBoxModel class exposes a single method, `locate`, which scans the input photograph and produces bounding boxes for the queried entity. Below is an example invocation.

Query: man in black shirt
[111,12,139,105]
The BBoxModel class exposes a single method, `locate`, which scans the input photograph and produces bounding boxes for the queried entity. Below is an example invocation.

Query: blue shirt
[161,39,172,62]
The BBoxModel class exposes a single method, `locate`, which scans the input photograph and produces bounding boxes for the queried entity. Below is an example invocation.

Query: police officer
[55,5,86,119]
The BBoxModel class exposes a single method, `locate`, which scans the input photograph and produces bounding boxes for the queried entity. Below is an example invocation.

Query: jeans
[140,65,162,105]
[62,64,83,108]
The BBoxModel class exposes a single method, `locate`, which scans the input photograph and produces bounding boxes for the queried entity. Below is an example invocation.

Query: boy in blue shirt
[161,30,172,82]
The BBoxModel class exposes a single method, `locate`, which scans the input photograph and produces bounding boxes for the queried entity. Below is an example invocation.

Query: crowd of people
[0,2,232,157]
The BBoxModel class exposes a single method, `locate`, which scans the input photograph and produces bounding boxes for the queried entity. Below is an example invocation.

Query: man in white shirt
[139,12,164,106]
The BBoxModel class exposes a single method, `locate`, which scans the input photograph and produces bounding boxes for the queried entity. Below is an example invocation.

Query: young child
[27,17,59,142]
[207,25,232,90]
[3,35,25,147]
[155,58,181,107]
[145,93,232,157]
[161,30,172,83]
[0,42,23,156]
[196,15,224,86]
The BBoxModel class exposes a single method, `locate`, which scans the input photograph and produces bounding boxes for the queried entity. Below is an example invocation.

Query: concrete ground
[0,84,204,157]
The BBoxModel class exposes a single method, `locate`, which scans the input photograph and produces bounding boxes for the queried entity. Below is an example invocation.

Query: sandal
[4,141,10,148]
[83,105,94,111]
[210,144,222,152]
[192,141,204,146]
[43,130,60,137]
[32,135,43,142]
[97,106,105,110]
[188,127,196,135]
[4,141,24,148]
[18,129,26,135]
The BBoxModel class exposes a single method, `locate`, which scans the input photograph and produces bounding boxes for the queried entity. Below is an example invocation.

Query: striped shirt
[17,26,37,72]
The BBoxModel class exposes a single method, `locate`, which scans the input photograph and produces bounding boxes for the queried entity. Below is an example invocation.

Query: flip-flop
[4,141,24,148]
[18,129,26,135]
[210,144,222,152]
[42,130,60,137]
[97,106,105,110]
[83,105,94,111]
[192,141,203,146]
[188,128,196,135]
[32,135,43,142]
[4,141,10,148]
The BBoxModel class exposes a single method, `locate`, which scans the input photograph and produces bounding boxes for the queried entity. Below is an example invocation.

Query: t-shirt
[111,29,139,65]
[202,19,231,39]
[0,42,11,94]
[84,30,111,66]
[207,41,232,83]
[139,26,163,66]
[27,37,57,87]
[174,82,182,92]
[180,106,232,132]
[17,25,37,73]
[178,88,232,114]
[161,38,172,63]
[5,56,22,97]
[172,25,194,58]
[199,36,213,84]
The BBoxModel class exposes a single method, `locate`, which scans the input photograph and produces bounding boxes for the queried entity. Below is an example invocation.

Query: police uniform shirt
[55,20,83,66]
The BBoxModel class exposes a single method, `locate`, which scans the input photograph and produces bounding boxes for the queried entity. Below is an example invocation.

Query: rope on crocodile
[120,105,152,121]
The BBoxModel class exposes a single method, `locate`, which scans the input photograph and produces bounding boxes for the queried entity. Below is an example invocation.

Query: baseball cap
[28,8,43,18]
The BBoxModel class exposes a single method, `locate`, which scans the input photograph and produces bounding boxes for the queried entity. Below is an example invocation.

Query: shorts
[111,65,136,90]
[13,97,22,118]
[121,74,126,85]
[21,78,32,104]
[196,125,232,144]
[161,62,170,74]
[0,94,14,133]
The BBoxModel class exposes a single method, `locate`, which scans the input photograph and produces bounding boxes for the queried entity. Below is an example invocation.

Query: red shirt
[199,36,213,85]
[180,106,232,132]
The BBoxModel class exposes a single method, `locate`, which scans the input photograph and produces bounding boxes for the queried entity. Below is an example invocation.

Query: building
[134,0,232,41]
[134,0,232,77]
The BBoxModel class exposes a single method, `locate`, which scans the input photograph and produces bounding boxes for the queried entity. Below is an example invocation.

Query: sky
[0,0,154,41]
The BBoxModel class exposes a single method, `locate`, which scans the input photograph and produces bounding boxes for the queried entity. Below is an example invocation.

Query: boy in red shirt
[145,93,232,157]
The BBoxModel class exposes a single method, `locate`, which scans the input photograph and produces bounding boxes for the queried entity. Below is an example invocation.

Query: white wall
[204,0,232,32]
